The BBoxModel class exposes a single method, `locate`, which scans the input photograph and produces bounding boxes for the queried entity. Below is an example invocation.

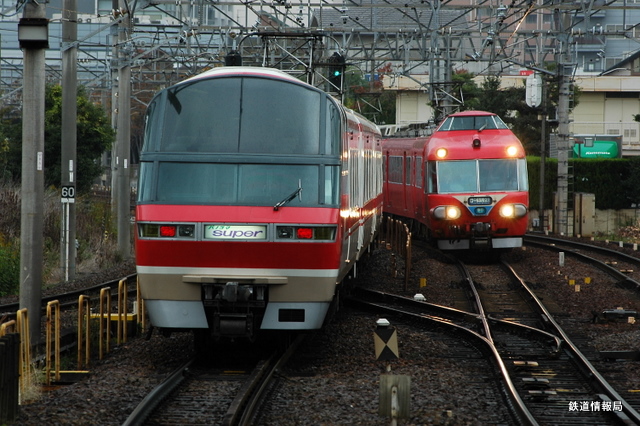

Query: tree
[343,63,396,125]
[1,84,114,192]
[445,68,581,156]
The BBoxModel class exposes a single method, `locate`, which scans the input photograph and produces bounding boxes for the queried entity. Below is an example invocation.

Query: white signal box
[526,73,543,107]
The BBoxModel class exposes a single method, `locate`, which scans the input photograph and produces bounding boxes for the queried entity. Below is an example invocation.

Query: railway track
[5,235,640,424]
[123,335,302,426]
[0,273,138,323]
[349,250,640,425]
[524,234,640,293]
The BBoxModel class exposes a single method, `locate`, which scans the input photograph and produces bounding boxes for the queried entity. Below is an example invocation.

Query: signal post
[374,318,410,424]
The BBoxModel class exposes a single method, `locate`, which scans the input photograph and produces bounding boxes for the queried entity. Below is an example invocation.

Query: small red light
[296,228,313,239]
[160,225,176,237]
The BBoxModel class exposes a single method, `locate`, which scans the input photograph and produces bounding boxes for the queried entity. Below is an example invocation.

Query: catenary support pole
[19,0,48,345]
[61,0,78,281]
[114,0,132,258]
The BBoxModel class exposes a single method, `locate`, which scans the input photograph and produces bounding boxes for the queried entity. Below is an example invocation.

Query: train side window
[518,159,529,191]
[326,102,341,156]
[405,156,412,186]
[388,156,403,184]
[426,162,437,193]
[415,157,422,188]
[137,162,154,202]
[324,166,339,205]
[142,98,160,152]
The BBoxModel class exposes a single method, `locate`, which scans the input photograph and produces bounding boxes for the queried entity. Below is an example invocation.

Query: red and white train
[383,110,529,250]
[135,67,383,344]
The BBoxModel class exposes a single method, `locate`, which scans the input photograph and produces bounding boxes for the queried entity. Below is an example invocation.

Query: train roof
[179,66,312,88]
[380,136,427,151]
[162,66,381,136]
[447,110,497,117]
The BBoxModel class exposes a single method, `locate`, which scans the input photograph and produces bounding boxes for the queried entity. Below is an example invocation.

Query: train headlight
[433,206,461,220]
[436,148,448,159]
[506,145,518,157]
[499,203,527,218]
[446,206,462,219]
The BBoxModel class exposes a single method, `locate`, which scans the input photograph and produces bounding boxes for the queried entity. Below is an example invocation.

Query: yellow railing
[1,275,146,399]
[46,301,61,385]
[117,279,128,344]
[98,287,112,359]
[77,295,91,370]
[0,308,31,403]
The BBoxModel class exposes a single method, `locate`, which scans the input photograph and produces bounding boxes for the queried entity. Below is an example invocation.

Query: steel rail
[347,289,538,426]
[502,260,640,424]
[122,358,195,426]
[523,235,640,292]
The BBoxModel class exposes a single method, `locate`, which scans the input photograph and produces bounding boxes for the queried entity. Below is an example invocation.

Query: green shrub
[0,243,19,296]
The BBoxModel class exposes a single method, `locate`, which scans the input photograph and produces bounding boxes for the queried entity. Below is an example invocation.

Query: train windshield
[432,158,527,193]
[139,163,340,206]
[438,115,509,131]
[139,75,344,207]
[143,76,340,155]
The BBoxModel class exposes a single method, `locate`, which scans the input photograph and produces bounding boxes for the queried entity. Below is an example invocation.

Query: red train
[382,110,529,250]
[135,67,383,345]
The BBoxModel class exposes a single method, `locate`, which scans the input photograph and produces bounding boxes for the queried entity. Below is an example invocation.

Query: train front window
[437,161,477,193]
[240,79,321,154]
[146,77,335,156]
[432,158,524,193]
[140,162,339,207]
[438,115,509,131]
[479,159,519,192]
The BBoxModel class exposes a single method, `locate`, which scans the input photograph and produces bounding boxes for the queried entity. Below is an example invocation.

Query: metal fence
[379,216,412,289]
[0,333,19,423]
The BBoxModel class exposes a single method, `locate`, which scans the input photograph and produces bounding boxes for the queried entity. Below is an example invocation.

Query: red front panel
[423,192,529,238]
[136,205,342,270]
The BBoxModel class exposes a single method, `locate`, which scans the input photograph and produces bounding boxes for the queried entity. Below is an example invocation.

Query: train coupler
[212,313,255,339]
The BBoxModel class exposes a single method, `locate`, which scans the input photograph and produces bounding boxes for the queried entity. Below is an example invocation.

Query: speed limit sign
[61,185,76,203]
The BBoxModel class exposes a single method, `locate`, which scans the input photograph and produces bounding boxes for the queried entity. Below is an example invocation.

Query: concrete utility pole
[61,0,78,281]
[115,1,132,258]
[554,7,575,236]
[18,0,48,345]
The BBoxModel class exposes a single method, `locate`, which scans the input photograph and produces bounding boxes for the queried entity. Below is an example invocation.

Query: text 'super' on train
[135,67,383,345]
[382,110,529,250]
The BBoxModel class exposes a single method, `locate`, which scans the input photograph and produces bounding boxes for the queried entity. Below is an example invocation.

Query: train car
[383,110,528,250]
[135,67,383,345]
